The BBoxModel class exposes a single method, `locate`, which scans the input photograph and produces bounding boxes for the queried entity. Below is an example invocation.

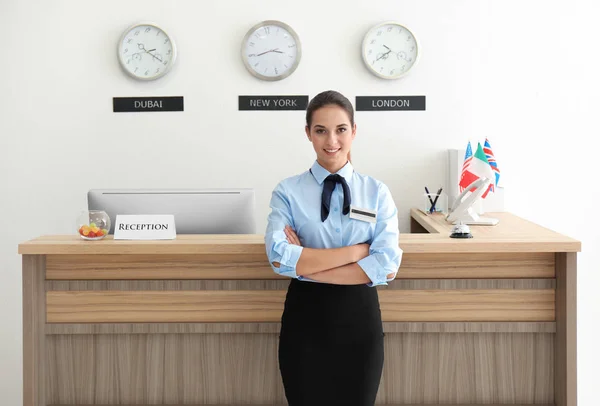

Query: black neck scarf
[311,169,351,222]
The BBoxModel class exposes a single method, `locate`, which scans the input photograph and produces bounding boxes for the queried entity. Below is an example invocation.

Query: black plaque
[113,96,184,112]
[239,95,308,111]
[356,96,426,111]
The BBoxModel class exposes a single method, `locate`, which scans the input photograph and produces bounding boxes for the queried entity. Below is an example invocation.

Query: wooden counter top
[410,209,581,252]
[18,210,580,255]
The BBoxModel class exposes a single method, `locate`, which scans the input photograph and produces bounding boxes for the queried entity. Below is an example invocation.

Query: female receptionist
[265,90,403,406]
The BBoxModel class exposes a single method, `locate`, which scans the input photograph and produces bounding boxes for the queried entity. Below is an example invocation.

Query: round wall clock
[362,21,419,79]
[118,22,176,80]
[241,20,302,81]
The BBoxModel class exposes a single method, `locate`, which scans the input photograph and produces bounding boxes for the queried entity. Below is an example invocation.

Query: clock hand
[375,50,392,62]
[257,49,274,56]
[136,42,158,61]
[136,46,162,62]
[257,48,282,56]
[383,44,399,56]
[140,51,161,62]
[136,43,159,60]
[147,49,163,62]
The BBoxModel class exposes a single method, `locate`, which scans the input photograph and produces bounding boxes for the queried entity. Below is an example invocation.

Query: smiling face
[305,104,356,174]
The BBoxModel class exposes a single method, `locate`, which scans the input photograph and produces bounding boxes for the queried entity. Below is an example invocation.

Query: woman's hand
[284,225,302,246]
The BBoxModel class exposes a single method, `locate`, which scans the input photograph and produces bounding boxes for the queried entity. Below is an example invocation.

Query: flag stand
[446,178,499,226]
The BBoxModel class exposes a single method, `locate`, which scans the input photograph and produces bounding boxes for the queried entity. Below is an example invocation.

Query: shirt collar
[310,160,354,185]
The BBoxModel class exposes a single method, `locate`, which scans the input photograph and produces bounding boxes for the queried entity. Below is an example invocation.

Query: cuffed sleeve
[357,183,403,287]
[265,182,304,279]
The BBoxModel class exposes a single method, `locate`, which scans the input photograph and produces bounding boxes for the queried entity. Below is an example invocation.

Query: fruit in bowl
[78,222,109,240]
[76,210,111,240]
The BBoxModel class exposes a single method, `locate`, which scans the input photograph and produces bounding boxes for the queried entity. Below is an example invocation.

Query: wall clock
[241,20,301,81]
[362,21,419,79]
[118,22,176,80]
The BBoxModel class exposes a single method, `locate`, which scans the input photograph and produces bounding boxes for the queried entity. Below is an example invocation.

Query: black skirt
[278,277,384,406]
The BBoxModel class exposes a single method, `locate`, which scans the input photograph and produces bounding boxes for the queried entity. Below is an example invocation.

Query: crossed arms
[272,225,395,285]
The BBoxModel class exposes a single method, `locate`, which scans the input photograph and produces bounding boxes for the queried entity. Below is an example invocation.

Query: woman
[264,90,402,406]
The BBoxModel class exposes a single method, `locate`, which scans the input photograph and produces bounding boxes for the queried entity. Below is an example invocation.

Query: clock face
[362,22,419,79]
[118,23,176,80]
[242,21,301,81]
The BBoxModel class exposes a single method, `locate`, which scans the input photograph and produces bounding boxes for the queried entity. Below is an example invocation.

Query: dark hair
[306,90,355,128]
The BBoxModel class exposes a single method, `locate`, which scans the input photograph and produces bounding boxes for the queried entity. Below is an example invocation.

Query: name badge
[114,214,176,240]
[349,206,377,223]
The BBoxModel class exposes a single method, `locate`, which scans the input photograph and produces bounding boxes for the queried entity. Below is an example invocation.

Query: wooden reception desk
[19,209,580,406]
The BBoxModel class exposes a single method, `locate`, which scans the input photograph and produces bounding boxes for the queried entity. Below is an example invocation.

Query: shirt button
[335,228,340,233]
[334,207,339,212]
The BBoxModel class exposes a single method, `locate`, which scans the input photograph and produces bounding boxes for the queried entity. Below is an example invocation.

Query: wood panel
[45,278,555,291]
[23,255,46,406]
[410,215,429,233]
[45,252,555,280]
[46,289,555,323]
[379,289,555,322]
[555,252,577,406]
[378,333,554,404]
[45,321,557,335]
[45,334,284,405]
[49,404,554,406]
[46,253,273,280]
[399,252,555,279]
[45,333,553,405]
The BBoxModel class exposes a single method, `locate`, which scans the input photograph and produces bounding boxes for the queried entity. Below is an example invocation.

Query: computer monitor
[87,189,256,234]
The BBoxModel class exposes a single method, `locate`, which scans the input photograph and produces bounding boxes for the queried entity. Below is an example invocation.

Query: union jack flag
[459,141,473,192]
[483,138,500,192]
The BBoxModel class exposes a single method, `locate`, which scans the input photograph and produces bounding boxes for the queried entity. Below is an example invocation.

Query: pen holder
[422,191,448,215]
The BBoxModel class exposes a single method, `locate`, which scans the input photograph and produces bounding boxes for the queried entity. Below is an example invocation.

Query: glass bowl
[76,210,111,240]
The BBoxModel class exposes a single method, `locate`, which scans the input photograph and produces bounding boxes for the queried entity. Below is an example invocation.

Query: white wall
[1,1,598,404]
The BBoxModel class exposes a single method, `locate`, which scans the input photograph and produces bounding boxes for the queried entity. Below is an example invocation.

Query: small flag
[459,142,475,193]
[483,138,500,192]
[459,142,495,199]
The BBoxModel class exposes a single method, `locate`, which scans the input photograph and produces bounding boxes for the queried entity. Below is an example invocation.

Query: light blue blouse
[264,160,402,286]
